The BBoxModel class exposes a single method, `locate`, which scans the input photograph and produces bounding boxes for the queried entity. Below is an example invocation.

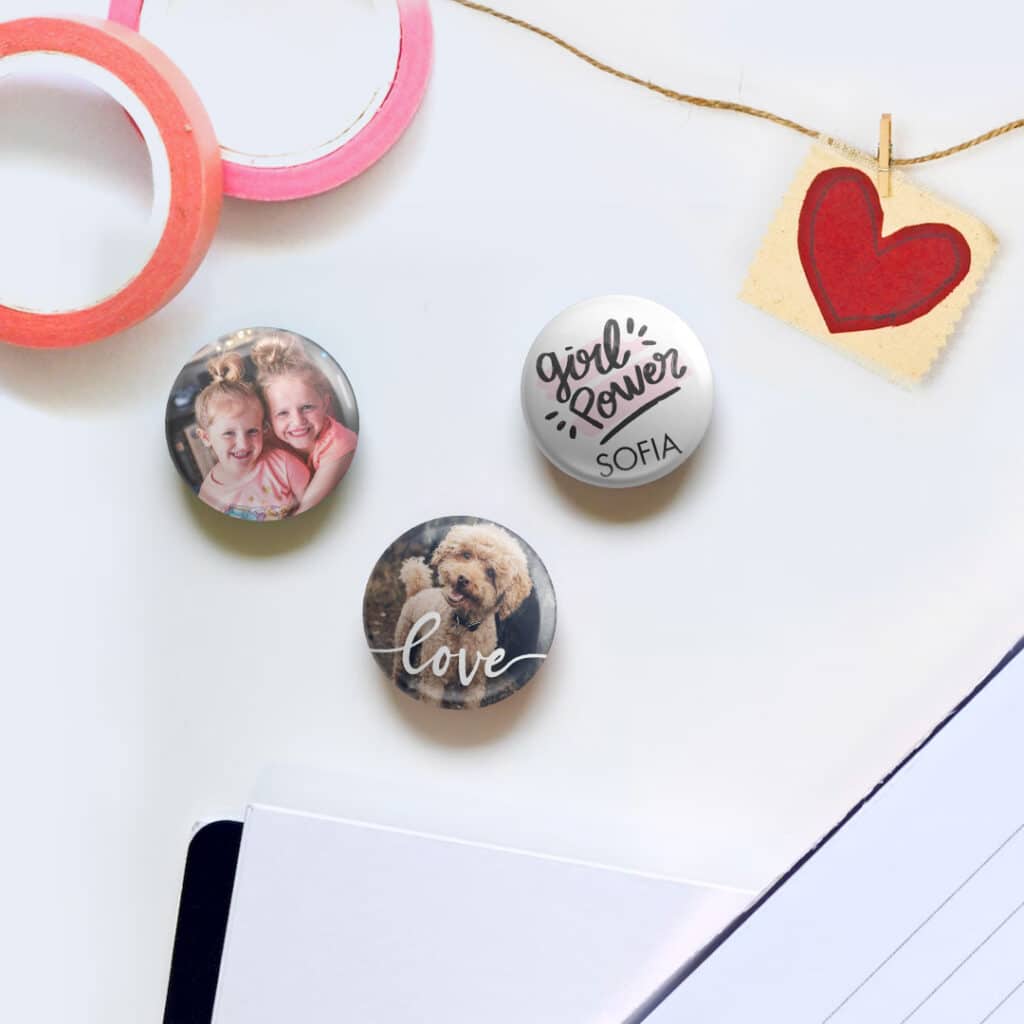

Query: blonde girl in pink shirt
[252,334,358,514]
[194,353,310,521]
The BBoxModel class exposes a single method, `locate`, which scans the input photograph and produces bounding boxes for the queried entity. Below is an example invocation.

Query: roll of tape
[0,17,221,349]
[108,0,432,201]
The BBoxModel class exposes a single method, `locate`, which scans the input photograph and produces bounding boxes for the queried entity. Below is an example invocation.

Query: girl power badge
[521,296,713,488]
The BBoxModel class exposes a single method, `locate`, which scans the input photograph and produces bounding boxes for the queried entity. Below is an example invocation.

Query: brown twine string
[451,0,1024,167]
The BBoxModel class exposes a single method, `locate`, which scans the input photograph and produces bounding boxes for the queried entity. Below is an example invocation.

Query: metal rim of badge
[108,0,434,201]
[165,326,359,523]
[521,295,714,488]
[363,516,557,710]
[0,17,222,348]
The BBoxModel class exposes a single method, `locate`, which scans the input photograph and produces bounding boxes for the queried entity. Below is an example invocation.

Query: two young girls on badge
[193,335,357,521]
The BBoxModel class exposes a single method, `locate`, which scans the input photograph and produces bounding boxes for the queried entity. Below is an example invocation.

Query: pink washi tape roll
[108,0,433,201]
[0,16,221,348]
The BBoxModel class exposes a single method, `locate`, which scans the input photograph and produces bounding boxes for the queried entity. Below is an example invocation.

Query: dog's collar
[452,610,483,632]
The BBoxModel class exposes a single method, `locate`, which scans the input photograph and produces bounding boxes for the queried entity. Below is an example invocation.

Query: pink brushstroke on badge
[531,317,688,443]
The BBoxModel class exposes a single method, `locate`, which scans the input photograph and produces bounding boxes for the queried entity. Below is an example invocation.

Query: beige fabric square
[742,140,997,381]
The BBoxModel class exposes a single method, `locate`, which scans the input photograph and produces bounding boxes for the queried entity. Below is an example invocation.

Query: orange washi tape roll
[0,16,221,348]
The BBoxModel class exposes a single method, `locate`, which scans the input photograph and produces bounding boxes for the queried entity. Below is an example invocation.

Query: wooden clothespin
[878,113,893,197]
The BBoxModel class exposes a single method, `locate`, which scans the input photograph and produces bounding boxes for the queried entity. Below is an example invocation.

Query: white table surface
[0,0,1021,1020]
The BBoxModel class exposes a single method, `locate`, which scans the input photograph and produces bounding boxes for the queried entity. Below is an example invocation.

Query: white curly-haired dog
[393,522,534,708]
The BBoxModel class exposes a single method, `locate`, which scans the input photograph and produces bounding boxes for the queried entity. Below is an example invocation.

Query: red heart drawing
[797,167,971,334]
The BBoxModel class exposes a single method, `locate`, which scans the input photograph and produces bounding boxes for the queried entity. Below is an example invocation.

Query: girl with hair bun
[252,332,358,514]
[194,352,310,521]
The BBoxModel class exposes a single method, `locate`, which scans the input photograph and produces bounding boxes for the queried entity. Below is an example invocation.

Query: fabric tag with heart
[742,140,997,381]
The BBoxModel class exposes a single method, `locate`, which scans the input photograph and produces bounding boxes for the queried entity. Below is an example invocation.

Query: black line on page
[598,388,681,445]
[630,639,1024,1024]
[897,896,1024,1024]
[821,820,1024,1022]
[977,976,1024,1024]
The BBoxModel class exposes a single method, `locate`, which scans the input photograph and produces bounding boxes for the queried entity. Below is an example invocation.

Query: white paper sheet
[210,806,750,1024]
[645,643,1024,1023]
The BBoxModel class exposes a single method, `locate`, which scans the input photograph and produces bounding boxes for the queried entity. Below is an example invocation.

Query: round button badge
[521,296,713,488]
[363,516,556,710]
[166,327,359,521]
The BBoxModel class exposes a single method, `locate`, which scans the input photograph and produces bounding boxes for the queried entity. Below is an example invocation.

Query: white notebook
[209,805,750,1024]
[645,641,1024,1023]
